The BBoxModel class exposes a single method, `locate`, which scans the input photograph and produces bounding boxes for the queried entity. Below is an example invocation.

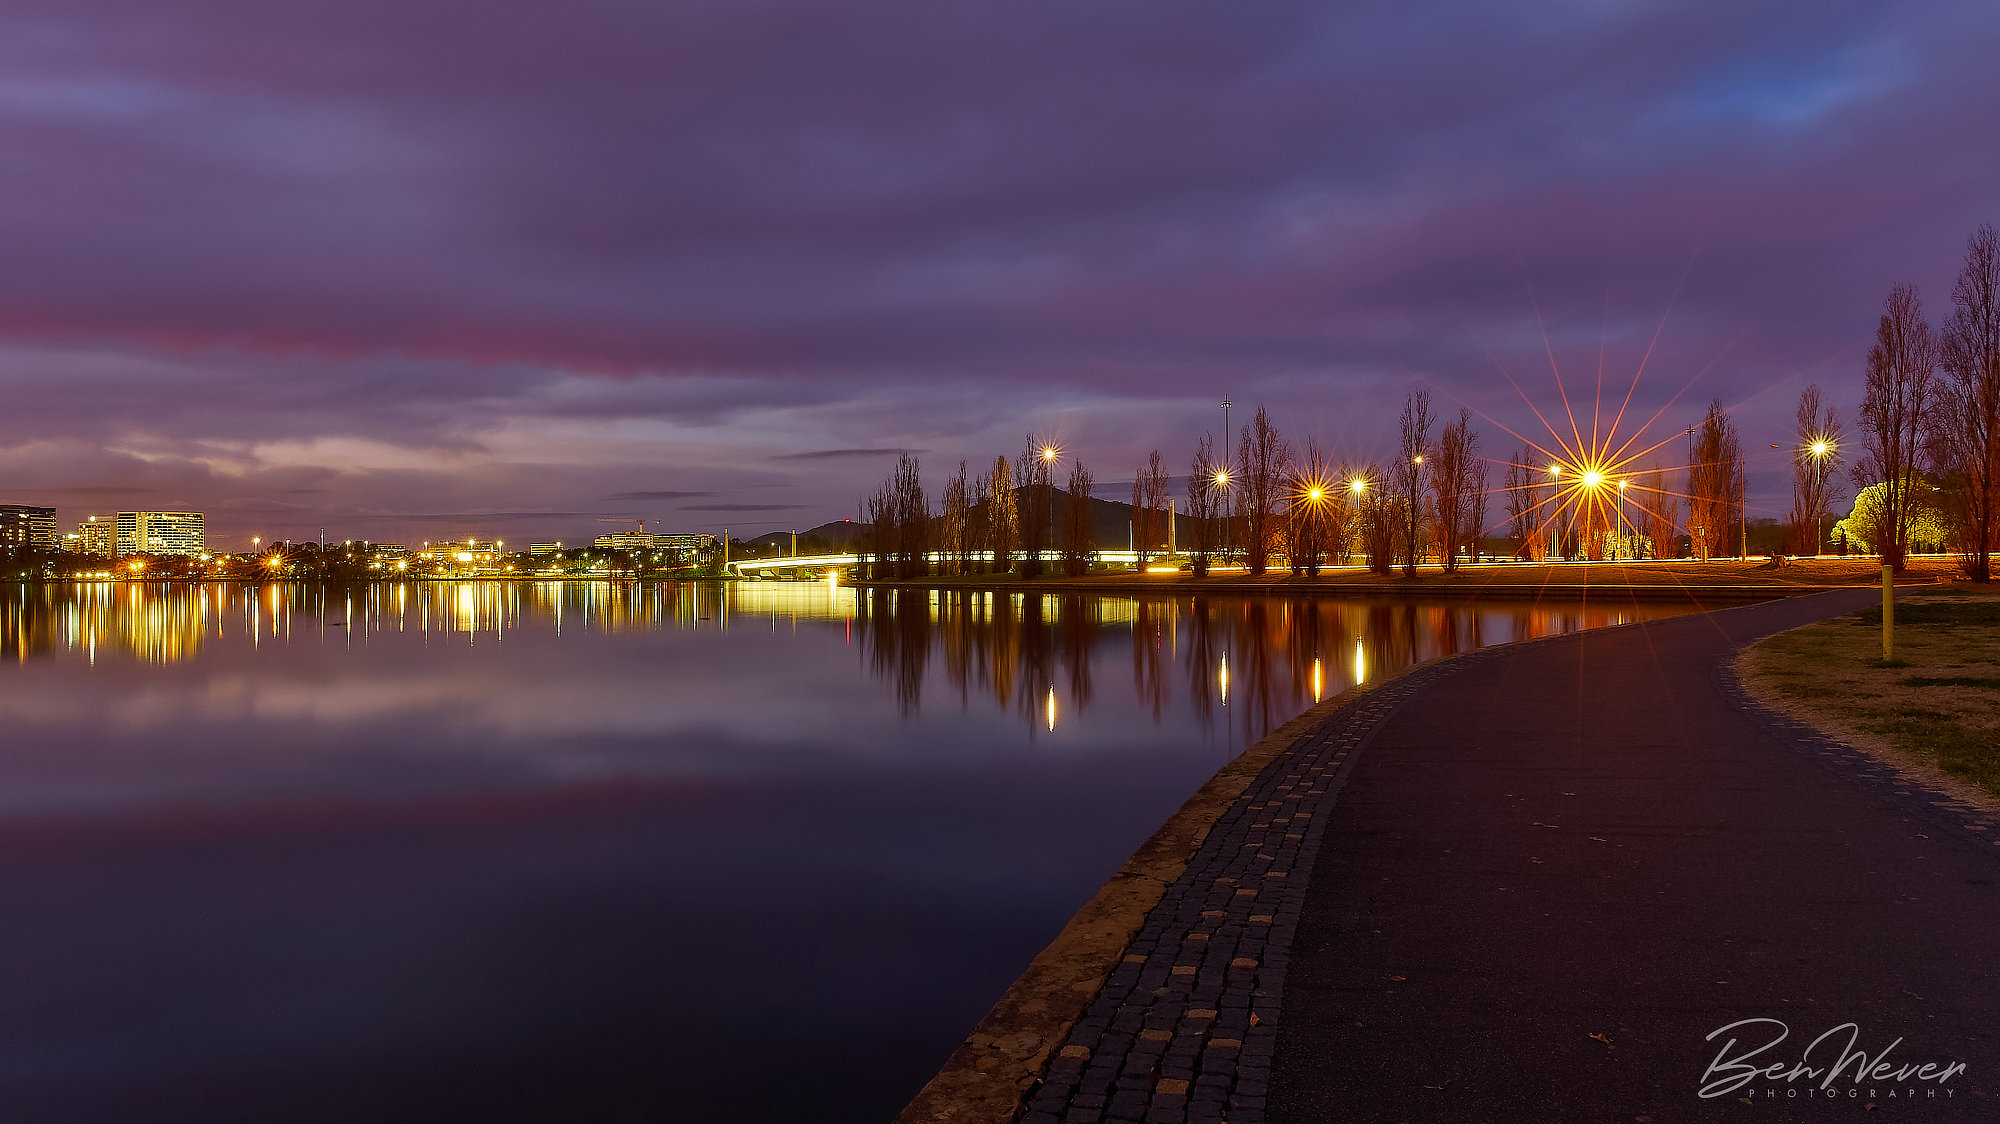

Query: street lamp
[1213,469,1233,563]
[1547,464,1566,560]
[1774,439,1837,555]
[1615,479,1630,559]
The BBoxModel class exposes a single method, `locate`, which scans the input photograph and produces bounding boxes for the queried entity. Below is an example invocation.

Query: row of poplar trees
[1834,224,2000,575]
[857,397,1496,580]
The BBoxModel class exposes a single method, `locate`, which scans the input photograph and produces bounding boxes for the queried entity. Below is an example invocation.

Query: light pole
[1548,464,1566,560]
[1780,440,1835,555]
[1615,479,1630,559]
[1214,468,1233,565]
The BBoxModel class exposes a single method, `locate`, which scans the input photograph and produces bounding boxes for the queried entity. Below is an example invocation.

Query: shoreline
[891,603,1705,1124]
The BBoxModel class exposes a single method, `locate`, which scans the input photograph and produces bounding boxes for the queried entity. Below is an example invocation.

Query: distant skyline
[2,1,1998,548]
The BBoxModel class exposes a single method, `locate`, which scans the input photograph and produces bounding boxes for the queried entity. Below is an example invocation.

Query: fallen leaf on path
[1390,975,1407,981]
[1589,1032,1612,1048]
[1530,821,1560,829]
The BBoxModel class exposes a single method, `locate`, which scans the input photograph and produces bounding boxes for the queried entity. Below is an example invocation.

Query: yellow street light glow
[1582,470,1604,488]
[1350,478,1367,493]
[1549,464,1563,478]
[1308,487,1323,502]
[1041,445,1058,462]
[1412,454,1424,465]
[1213,470,1231,486]
[1810,440,1831,458]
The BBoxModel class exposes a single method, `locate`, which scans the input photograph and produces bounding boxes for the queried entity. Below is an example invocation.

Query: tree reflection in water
[850,589,1687,749]
[1,581,1690,751]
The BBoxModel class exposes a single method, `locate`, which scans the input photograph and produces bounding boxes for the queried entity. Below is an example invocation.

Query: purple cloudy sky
[1,0,1996,548]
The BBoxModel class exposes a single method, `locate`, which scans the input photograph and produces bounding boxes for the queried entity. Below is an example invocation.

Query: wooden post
[1882,563,1894,661]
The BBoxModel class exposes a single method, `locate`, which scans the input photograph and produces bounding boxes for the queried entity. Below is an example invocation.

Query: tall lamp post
[1777,440,1836,555]
[1213,468,1233,566]
[1548,464,1566,560]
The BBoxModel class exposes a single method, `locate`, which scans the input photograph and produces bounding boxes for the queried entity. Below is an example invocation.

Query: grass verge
[1740,583,2000,810]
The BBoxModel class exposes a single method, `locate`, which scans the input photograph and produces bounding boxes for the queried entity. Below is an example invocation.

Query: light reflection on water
[0,580,1706,1122]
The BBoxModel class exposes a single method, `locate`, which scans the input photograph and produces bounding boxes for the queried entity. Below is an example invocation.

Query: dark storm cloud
[770,449,927,462]
[0,0,1996,537]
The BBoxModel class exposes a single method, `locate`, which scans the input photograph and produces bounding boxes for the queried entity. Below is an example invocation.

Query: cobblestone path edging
[1016,648,1498,1124]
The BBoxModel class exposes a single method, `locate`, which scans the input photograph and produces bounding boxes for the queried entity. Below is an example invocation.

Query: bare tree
[863,479,895,580]
[1237,406,1291,575]
[891,453,928,578]
[1358,472,1398,575]
[1785,385,1844,557]
[1938,225,2000,580]
[1468,456,1489,563]
[1325,461,1359,565]
[1017,441,1053,578]
[1185,436,1222,576]
[1130,450,1170,564]
[1286,441,1331,576]
[1856,283,1938,569]
[1395,390,1435,576]
[1641,467,1679,560]
[986,455,1016,575]
[1062,460,1096,576]
[1504,446,1541,560]
[1687,400,1741,561]
[1431,408,1480,572]
[940,461,971,576]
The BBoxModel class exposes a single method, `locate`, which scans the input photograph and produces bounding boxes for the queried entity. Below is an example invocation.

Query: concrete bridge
[728,549,1153,578]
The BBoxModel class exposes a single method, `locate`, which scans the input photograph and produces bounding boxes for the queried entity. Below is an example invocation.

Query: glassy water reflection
[0,581,1709,1121]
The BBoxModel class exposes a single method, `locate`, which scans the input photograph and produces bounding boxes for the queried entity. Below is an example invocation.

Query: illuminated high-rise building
[116,512,207,557]
[73,515,117,556]
[0,505,56,549]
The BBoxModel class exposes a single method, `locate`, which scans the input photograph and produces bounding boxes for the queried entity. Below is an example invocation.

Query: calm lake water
[0,580,1706,1122]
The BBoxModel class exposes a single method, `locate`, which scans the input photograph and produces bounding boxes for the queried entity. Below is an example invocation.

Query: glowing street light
[1582,469,1604,489]
[1349,478,1367,494]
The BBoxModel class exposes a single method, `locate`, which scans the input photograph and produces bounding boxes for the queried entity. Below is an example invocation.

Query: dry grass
[1740,584,2000,812]
[872,557,1961,592]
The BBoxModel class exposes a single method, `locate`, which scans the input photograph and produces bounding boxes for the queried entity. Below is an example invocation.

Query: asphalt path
[1270,589,1998,1121]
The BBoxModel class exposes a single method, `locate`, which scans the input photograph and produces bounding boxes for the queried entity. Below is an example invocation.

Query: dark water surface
[0,581,1707,1122]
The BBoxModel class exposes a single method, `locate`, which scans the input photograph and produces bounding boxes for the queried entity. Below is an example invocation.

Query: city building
[656,533,717,553]
[592,532,658,551]
[116,512,207,557]
[72,515,116,556]
[528,541,563,555]
[590,531,716,556]
[0,505,56,550]
[417,539,504,565]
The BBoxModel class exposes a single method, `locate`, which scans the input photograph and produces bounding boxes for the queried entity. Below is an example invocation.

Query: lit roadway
[728,550,1152,577]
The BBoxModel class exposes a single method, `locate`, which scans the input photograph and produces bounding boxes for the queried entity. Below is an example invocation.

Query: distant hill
[749,492,1201,554]
[800,519,871,546]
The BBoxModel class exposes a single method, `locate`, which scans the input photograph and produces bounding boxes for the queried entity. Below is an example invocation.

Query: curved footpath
[972,588,2000,1123]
